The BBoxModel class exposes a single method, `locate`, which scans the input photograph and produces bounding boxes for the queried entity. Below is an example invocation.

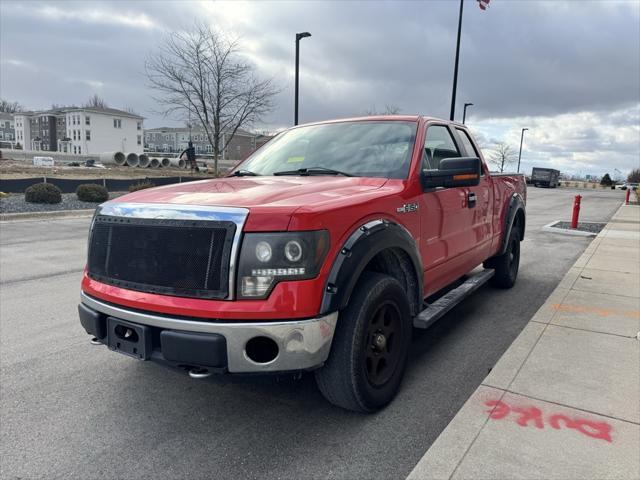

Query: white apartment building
[14,114,31,147]
[64,107,144,155]
[14,106,144,155]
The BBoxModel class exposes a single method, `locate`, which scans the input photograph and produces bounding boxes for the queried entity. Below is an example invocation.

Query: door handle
[467,192,476,208]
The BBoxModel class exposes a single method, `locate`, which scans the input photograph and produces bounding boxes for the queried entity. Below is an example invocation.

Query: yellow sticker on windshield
[287,156,305,163]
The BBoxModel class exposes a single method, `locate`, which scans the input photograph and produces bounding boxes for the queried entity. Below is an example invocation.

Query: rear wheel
[315,272,412,412]
[486,228,520,289]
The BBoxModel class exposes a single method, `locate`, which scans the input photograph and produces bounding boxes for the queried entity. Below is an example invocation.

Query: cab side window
[455,128,484,175]
[456,128,479,157]
[423,125,461,170]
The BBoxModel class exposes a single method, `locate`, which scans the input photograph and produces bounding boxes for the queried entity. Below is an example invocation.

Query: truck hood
[119,176,387,208]
[114,176,389,229]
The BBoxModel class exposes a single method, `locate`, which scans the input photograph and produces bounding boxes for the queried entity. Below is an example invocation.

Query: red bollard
[625,188,631,205]
[571,195,581,229]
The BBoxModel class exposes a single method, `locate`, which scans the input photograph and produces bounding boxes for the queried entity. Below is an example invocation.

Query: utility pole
[517,128,529,173]
[294,32,311,126]
[449,0,464,121]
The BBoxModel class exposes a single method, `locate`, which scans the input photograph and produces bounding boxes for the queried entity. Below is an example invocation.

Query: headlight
[237,231,330,298]
[284,240,303,262]
[255,241,272,262]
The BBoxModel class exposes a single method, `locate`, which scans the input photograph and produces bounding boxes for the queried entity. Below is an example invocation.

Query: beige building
[144,126,270,161]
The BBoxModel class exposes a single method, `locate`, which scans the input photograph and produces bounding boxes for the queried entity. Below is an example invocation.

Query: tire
[315,272,412,413]
[486,228,521,289]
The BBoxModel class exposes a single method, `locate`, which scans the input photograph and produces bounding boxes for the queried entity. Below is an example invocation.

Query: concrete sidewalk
[408,203,640,480]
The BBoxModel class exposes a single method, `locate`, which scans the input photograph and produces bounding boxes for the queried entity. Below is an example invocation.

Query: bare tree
[84,94,107,109]
[365,104,401,115]
[489,142,516,173]
[0,99,23,113]
[146,23,278,174]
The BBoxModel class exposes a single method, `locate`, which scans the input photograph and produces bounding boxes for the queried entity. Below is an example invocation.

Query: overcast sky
[1,0,639,177]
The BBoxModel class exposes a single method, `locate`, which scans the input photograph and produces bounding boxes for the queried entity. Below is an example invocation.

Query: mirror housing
[422,157,481,189]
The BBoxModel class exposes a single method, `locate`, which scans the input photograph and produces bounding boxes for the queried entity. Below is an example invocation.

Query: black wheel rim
[364,301,403,387]
[509,236,520,278]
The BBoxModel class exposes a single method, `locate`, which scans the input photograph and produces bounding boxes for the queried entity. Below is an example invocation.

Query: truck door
[419,124,479,294]
[453,127,494,264]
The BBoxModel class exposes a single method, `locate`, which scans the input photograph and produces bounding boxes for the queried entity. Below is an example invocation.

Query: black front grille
[88,216,236,299]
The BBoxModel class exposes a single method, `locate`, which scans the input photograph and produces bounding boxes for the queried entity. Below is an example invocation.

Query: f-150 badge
[397,203,418,213]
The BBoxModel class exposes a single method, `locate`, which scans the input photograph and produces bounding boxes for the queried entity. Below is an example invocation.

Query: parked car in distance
[531,167,560,188]
[79,116,527,412]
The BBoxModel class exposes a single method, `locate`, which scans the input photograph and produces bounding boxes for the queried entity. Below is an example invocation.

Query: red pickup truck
[79,116,526,412]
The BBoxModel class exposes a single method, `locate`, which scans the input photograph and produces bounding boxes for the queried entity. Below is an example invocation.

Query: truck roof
[292,115,469,131]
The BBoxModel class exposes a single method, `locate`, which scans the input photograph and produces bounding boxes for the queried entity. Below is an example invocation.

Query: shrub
[76,183,109,203]
[600,173,613,186]
[25,183,62,204]
[128,181,155,192]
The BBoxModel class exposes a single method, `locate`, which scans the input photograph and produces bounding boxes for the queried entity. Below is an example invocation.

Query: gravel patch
[550,221,606,233]
[0,192,126,214]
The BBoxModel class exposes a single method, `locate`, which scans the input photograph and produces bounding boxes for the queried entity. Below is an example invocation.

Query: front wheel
[315,272,412,412]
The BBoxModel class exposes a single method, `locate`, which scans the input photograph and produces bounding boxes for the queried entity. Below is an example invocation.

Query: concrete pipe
[149,158,161,168]
[169,157,186,169]
[99,151,126,166]
[161,158,171,168]
[138,154,150,168]
[125,153,139,167]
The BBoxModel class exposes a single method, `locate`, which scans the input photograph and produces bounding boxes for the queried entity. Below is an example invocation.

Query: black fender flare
[319,219,423,315]
[498,193,526,255]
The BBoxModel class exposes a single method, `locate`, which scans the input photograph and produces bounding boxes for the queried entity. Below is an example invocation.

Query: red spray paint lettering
[485,400,612,443]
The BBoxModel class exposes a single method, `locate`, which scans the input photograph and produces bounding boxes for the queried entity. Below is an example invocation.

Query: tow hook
[188,367,212,379]
[90,337,101,345]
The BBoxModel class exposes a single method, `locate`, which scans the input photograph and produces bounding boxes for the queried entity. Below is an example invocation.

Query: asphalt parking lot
[0,187,625,479]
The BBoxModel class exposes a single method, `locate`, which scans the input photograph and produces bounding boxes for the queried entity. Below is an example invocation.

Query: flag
[477,0,490,10]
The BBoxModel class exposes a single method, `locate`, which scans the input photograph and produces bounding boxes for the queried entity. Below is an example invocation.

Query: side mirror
[422,157,481,189]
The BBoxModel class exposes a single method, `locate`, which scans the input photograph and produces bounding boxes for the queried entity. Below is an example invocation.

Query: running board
[413,269,495,329]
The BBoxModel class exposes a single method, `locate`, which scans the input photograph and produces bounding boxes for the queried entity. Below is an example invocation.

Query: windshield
[237,121,418,179]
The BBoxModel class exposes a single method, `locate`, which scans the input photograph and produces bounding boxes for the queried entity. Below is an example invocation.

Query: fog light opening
[245,336,279,364]
[114,325,138,342]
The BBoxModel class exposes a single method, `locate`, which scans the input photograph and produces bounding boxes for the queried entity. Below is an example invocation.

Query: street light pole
[449,0,464,121]
[462,102,473,124]
[517,128,529,173]
[294,32,311,126]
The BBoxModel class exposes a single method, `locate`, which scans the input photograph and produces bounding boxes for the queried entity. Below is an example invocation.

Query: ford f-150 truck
[79,116,526,412]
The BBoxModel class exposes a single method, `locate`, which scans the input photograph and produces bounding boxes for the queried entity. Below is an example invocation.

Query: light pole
[517,128,529,173]
[462,102,473,124]
[294,32,311,126]
[449,0,464,121]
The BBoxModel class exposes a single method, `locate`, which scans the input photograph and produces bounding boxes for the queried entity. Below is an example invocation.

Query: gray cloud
[1,0,639,175]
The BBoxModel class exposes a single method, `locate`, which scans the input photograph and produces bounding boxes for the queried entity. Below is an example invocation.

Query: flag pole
[449,0,464,121]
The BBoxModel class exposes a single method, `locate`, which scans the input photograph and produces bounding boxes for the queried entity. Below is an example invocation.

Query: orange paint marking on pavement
[550,303,640,319]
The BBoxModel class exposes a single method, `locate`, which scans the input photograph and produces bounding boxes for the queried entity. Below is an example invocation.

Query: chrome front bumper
[80,292,338,373]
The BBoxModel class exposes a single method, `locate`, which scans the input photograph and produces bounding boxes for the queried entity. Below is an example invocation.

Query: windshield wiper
[229,169,260,177]
[273,166,354,177]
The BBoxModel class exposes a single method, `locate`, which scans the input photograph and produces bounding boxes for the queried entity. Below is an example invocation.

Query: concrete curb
[408,202,640,480]
[541,221,599,237]
[0,209,95,222]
